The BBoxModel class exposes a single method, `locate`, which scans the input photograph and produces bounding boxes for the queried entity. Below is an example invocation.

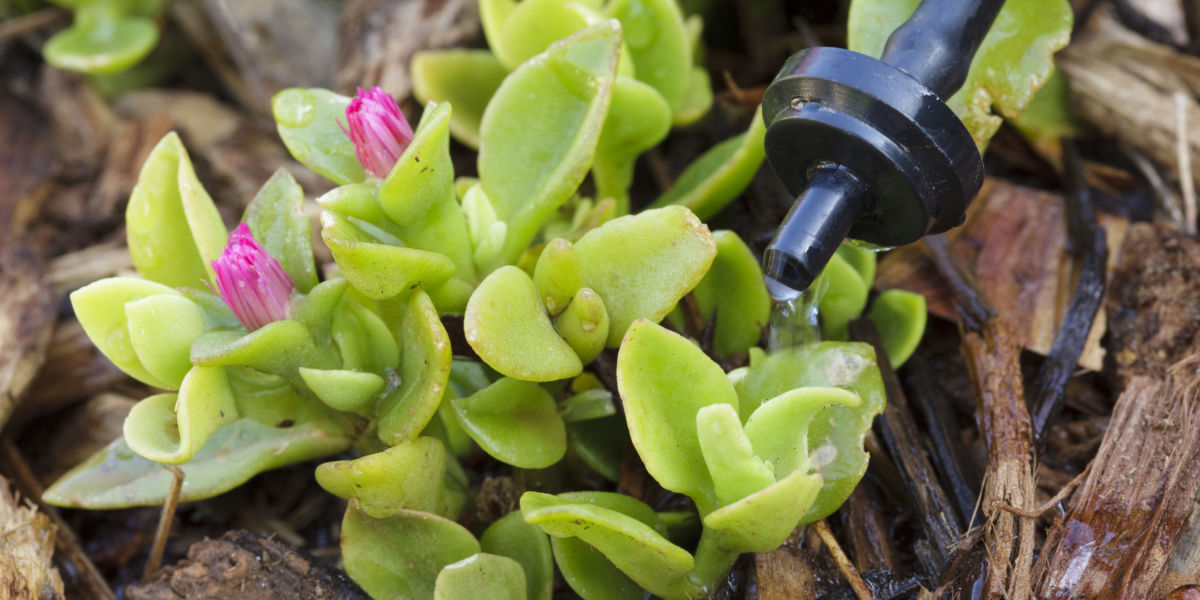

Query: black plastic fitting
[761,0,1005,301]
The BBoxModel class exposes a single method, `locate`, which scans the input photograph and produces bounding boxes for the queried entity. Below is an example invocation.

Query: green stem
[679,527,740,598]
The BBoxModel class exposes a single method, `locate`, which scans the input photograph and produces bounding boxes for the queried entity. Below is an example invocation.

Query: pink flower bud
[212,223,295,331]
[342,86,414,179]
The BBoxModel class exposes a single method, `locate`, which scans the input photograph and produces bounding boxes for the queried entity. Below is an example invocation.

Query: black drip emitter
[761,0,1006,301]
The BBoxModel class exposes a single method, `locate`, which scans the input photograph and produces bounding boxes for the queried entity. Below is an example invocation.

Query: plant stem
[681,528,741,598]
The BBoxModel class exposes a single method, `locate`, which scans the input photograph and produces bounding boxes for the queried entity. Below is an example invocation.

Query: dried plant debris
[876,179,1128,372]
[125,530,368,600]
[1107,222,1200,380]
[1034,356,1200,599]
[0,476,64,599]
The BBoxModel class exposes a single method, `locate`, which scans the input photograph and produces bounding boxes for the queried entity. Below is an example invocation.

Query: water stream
[766,287,822,352]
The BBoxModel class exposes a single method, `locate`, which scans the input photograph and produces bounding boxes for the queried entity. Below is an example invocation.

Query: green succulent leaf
[866,288,927,368]
[567,415,627,482]
[124,294,207,389]
[465,266,583,382]
[692,230,771,359]
[605,0,691,113]
[734,342,886,523]
[522,493,693,599]
[701,470,823,553]
[695,404,774,507]
[122,366,239,464]
[743,386,861,478]
[553,288,610,364]
[298,368,384,414]
[574,206,716,346]
[435,553,527,600]
[479,21,621,264]
[71,277,187,389]
[812,251,869,341]
[244,169,319,293]
[480,511,554,600]
[44,413,352,508]
[43,7,157,75]
[272,88,366,184]
[126,132,227,289]
[412,50,509,149]
[532,238,590,316]
[342,504,481,600]
[330,297,400,374]
[377,289,453,445]
[320,211,456,300]
[497,0,599,70]
[451,377,566,469]
[616,319,735,512]
[593,76,672,212]
[673,65,714,126]
[559,388,615,423]
[836,243,877,285]
[651,107,766,220]
[548,536,642,600]
[316,437,450,518]
[190,320,322,381]
[847,0,1072,148]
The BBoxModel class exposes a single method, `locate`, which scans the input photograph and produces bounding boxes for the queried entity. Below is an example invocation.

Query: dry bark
[125,530,369,600]
[0,476,63,599]
[336,0,480,100]
[925,236,1038,600]
[754,530,819,600]
[1033,360,1200,599]
[876,179,1128,372]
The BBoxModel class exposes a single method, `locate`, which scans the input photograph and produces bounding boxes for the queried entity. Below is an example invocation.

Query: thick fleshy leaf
[71,277,184,389]
[272,88,366,184]
[836,243,877,286]
[316,182,391,229]
[435,554,526,600]
[126,132,227,288]
[651,108,766,220]
[616,319,735,512]
[479,21,621,264]
[465,266,582,382]
[44,386,352,508]
[521,494,694,599]
[867,289,927,368]
[43,8,157,75]
[734,342,885,523]
[342,504,481,600]
[298,368,384,414]
[330,297,400,374]
[593,76,672,211]
[451,378,566,469]
[289,278,350,345]
[692,230,770,359]
[574,206,716,346]
[480,511,554,600]
[701,470,823,553]
[553,288,609,364]
[496,0,596,70]
[812,252,869,341]
[532,238,589,316]
[123,366,239,464]
[316,437,449,518]
[605,0,691,111]
[559,388,615,423]
[125,294,207,390]
[742,387,860,478]
[244,169,318,293]
[377,290,453,445]
[320,210,456,300]
[695,404,774,507]
[380,102,476,286]
[847,0,1072,148]
[672,65,713,126]
[567,416,626,482]
[480,0,518,65]
[548,537,642,600]
[190,320,323,379]
[412,50,508,149]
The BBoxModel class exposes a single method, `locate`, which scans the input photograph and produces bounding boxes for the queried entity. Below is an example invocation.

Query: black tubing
[880,0,1007,99]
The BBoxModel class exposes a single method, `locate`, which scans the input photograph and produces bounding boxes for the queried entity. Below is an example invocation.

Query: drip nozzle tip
[762,166,868,304]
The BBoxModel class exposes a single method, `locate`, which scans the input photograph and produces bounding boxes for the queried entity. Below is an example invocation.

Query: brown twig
[0,8,68,42]
[1177,92,1197,235]
[813,519,874,600]
[906,356,981,528]
[142,466,184,583]
[993,467,1087,519]
[0,437,117,600]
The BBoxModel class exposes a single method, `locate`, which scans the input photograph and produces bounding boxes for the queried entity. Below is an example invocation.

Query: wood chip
[754,530,818,600]
[0,476,64,599]
[14,319,128,431]
[875,179,1128,371]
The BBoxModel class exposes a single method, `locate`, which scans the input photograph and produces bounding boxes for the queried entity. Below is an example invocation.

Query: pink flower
[342,86,414,179]
[211,223,294,331]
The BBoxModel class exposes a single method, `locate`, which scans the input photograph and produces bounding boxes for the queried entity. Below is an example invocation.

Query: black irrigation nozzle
[761,0,1005,302]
